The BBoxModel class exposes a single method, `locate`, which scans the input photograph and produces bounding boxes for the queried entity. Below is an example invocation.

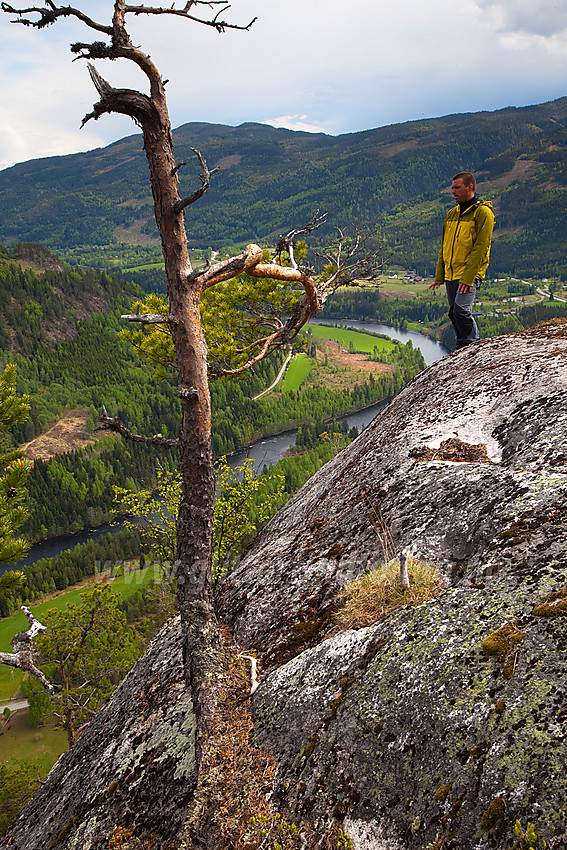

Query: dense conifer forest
[1,242,563,563]
[1,433,357,616]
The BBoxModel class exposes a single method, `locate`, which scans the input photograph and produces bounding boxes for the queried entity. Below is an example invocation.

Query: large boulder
[218,322,567,849]
[5,617,196,850]
[7,323,567,850]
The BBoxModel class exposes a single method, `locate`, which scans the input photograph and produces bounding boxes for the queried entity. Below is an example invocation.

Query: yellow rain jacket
[435,199,495,288]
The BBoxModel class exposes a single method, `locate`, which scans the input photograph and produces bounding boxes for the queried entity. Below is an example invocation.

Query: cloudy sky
[1,0,566,171]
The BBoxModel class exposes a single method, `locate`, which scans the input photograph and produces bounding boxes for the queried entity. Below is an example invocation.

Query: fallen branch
[0,606,54,693]
[238,653,259,695]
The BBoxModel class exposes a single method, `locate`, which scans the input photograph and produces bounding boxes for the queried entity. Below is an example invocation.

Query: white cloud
[261,115,331,135]
[499,29,567,55]
[0,107,105,171]
[1,0,567,169]
[473,0,567,37]
[0,8,141,168]
[472,0,567,66]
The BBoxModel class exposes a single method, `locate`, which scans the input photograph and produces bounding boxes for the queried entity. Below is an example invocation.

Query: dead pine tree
[2,0,385,779]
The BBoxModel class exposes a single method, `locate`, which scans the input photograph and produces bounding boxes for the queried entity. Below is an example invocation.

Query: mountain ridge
[1,97,567,275]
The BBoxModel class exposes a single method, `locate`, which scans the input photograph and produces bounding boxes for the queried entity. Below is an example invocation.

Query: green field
[282,353,312,392]
[0,567,157,778]
[122,261,165,272]
[0,709,68,772]
[379,278,432,296]
[309,323,397,354]
[0,567,155,701]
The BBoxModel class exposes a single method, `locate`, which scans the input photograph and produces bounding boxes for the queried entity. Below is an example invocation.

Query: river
[317,319,447,366]
[8,326,448,569]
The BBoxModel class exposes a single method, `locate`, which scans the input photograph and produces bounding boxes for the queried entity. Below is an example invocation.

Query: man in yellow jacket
[430,172,495,349]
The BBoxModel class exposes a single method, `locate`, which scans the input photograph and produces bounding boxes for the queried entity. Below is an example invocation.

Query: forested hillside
[0,252,422,544]
[1,98,567,277]
[0,244,139,355]
[2,239,561,549]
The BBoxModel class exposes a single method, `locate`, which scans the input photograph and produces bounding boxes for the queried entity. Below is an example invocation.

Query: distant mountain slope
[0,244,139,355]
[1,98,566,275]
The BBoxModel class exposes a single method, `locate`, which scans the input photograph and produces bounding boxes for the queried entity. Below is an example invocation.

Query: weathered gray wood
[0,606,54,694]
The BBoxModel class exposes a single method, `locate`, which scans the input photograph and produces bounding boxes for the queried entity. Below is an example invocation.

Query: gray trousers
[445,280,480,349]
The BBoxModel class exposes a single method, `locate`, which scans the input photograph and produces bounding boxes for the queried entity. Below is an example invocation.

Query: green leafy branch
[113,458,285,593]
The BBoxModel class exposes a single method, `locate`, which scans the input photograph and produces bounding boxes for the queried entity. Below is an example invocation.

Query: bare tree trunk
[64,703,77,747]
[139,88,220,755]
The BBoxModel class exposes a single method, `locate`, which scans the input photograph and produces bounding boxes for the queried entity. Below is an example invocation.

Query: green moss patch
[481,797,506,832]
[434,784,451,803]
[532,588,567,618]
[481,623,525,657]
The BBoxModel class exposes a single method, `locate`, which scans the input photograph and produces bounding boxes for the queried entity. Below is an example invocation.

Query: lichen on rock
[7,324,567,850]
[223,324,567,849]
[5,617,197,850]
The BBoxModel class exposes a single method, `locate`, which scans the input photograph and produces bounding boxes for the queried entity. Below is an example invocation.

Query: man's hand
[457,280,473,294]
[429,281,442,290]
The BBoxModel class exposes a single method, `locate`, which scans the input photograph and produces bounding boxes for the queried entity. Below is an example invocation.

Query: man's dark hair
[453,171,476,191]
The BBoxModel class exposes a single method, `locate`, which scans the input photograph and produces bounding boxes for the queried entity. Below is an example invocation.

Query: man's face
[452,178,475,204]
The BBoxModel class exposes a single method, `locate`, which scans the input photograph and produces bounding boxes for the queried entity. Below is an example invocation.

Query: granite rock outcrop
[7,322,567,849]
[221,322,567,849]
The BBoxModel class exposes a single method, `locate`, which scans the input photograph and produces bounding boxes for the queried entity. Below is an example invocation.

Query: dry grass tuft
[333,558,444,630]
